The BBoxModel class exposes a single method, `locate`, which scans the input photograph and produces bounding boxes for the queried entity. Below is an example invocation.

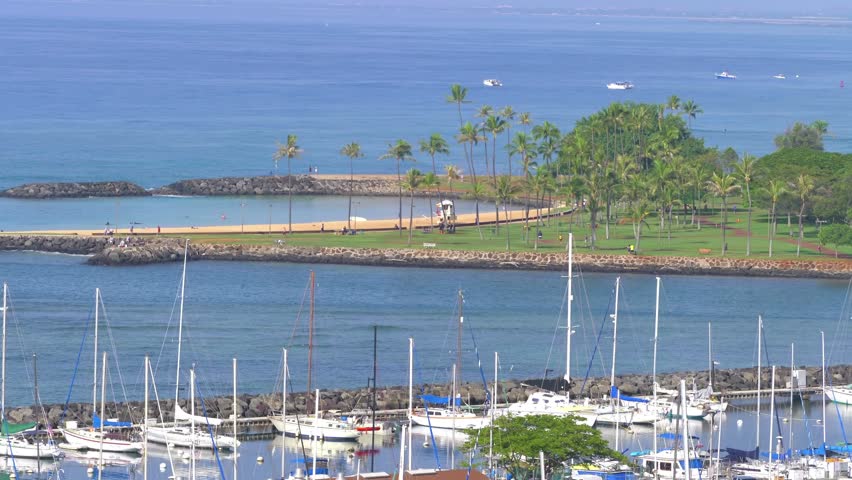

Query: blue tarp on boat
[610,386,649,404]
[93,413,132,428]
[419,394,461,406]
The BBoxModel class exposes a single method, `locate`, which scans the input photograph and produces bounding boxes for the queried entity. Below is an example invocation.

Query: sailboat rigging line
[153,270,182,379]
[60,305,94,423]
[466,323,491,405]
[827,277,852,366]
[195,376,227,479]
[760,322,785,445]
[413,346,442,470]
[579,285,616,396]
[148,362,177,476]
[283,371,310,468]
[541,280,569,389]
[98,295,134,422]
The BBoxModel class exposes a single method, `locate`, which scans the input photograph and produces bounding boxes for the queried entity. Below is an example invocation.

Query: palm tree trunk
[431,154,437,176]
[288,158,293,234]
[348,159,353,230]
[769,204,775,257]
[408,191,414,246]
[721,198,727,256]
[604,194,611,240]
[475,200,483,240]
[397,160,403,237]
[796,204,805,257]
[505,202,512,250]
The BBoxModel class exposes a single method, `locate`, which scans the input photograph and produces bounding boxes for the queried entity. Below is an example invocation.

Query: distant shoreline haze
[3,1,851,21]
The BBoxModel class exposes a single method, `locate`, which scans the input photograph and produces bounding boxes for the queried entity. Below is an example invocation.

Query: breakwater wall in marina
[0,235,849,279]
[1,181,149,199]
[8,365,849,427]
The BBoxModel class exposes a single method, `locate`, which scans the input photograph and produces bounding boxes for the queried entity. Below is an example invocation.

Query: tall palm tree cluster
[272,87,826,256]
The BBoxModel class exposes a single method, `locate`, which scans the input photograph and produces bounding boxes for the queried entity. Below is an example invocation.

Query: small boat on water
[606,81,634,90]
[773,73,786,79]
[715,71,737,80]
[483,79,502,87]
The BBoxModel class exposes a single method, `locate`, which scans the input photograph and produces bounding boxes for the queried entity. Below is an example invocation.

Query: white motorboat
[824,385,852,404]
[145,424,239,450]
[409,408,490,430]
[606,81,634,90]
[496,391,597,427]
[483,79,503,87]
[634,447,713,479]
[715,71,737,80]
[0,435,62,459]
[269,414,360,441]
[773,74,786,79]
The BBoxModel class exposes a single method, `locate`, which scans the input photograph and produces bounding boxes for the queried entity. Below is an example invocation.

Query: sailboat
[269,272,359,441]
[0,283,61,459]
[409,290,491,430]
[145,242,239,450]
[61,288,143,453]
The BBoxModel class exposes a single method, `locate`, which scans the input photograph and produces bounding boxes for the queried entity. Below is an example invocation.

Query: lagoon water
[2,9,852,190]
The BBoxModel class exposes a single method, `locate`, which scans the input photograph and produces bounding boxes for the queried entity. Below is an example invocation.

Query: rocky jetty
[152,175,460,199]
[0,235,111,255]
[8,365,849,428]
[82,238,852,279]
[1,181,149,199]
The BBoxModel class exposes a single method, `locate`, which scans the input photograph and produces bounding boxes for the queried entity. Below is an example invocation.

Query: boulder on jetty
[1,181,149,199]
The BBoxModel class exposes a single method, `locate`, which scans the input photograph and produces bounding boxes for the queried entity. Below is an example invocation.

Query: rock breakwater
[8,365,847,428]
[1,181,149,199]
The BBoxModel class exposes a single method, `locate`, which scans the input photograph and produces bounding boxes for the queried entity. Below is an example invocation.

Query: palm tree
[499,106,517,175]
[666,95,681,115]
[495,175,519,250]
[689,162,709,228]
[733,154,756,256]
[790,173,814,257]
[765,180,787,257]
[510,132,538,241]
[444,164,461,193]
[401,169,422,246]
[484,115,507,181]
[518,112,532,133]
[273,134,302,234]
[457,122,484,183]
[626,200,653,253]
[446,84,470,127]
[706,172,740,256]
[421,172,440,228]
[681,100,703,129]
[340,142,364,230]
[466,181,487,239]
[379,140,416,236]
[475,105,494,119]
[419,134,450,176]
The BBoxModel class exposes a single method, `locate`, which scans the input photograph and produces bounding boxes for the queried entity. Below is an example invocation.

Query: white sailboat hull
[145,425,238,450]
[825,386,852,404]
[268,415,359,441]
[0,436,61,459]
[61,428,142,453]
[409,411,490,430]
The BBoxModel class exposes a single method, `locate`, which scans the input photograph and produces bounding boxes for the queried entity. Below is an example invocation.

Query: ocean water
[2,12,852,190]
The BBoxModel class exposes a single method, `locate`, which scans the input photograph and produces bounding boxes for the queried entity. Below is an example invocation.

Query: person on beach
[321,223,325,232]
[157,225,161,235]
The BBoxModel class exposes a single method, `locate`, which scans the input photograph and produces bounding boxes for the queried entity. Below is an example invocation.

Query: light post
[268,203,272,234]
[240,201,246,234]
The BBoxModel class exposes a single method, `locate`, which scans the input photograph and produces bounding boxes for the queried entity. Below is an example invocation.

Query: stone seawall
[8,365,849,427]
[79,238,852,279]
[0,235,849,278]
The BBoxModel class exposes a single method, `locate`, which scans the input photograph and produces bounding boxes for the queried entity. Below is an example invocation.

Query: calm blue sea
[2,12,852,190]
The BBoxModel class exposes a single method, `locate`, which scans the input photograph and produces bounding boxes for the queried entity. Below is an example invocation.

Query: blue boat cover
[419,394,461,406]
[678,459,704,469]
[659,433,700,440]
[93,413,132,428]
[610,386,649,404]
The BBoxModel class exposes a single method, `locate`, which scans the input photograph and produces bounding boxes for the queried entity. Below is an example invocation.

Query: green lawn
[172,205,852,260]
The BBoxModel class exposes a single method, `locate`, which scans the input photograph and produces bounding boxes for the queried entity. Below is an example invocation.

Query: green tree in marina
[419,133,450,176]
[484,115,508,181]
[495,175,520,250]
[666,94,681,115]
[421,172,440,228]
[466,181,487,239]
[463,415,619,480]
[446,84,470,127]
[340,142,364,230]
[518,112,532,133]
[791,173,815,257]
[775,121,827,151]
[818,224,852,258]
[733,154,756,256]
[626,200,654,253]
[764,179,787,257]
[681,100,703,129]
[401,169,422,246]
[499,106,517,175]
[510,132,538,242]
[457,122,484,183]
[706,172,741,256]
[273,134,302,235]
[379,140,416,236]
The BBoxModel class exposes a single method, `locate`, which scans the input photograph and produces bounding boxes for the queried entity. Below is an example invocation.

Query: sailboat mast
[490,351,497,479]
[610,277,621,388]
[769,365,776,463]
[652,276,660,480]
[565,232,573,388]
[94,287,100,413]
[371,325,377,472]
[175,240,189,423]
[407,337,413,472]
[708,322,712,389]
[144,355,149,480]
[99,351,107,480]
[1,283,7,433]
[281,348,288,480]
[680,379,691,480]
[756,315,762,452]
[457,289,463,395]
[789,344,794,455]
[307,271,315,413]
[233,357,238,480]
[822,331,827,457]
